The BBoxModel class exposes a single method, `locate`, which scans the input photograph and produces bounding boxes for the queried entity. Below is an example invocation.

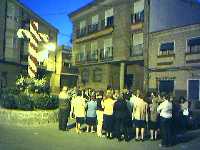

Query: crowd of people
[58,86,190,148]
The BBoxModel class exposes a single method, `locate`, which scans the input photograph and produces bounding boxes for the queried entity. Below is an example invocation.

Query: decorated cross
[17,20,49,78]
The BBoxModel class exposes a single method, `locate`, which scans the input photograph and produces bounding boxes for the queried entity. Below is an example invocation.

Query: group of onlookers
[58,86,190,147]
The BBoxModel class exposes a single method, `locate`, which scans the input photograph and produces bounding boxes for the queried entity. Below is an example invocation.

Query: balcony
[185,46,200,64]
[100,47,113,61]
[87,50,98,62]
[75,18,114,43]
[131,12,144,32]
[62,65,79,74]
[75,53,87,64]
[130,44,144,57]
[76,28,87,38]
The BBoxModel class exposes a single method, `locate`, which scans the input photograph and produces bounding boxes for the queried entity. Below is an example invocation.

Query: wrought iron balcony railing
[100,47,113,61]
[130,44,144,57]
[76,17,114,38]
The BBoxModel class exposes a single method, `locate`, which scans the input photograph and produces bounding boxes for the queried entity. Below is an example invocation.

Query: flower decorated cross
[17,20,49,78]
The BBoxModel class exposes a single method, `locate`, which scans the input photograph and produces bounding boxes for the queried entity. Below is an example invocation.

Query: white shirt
[157,100,172,119]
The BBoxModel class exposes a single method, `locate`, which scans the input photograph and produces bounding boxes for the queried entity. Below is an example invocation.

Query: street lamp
[45,43,56,52]
[37,43,56,62]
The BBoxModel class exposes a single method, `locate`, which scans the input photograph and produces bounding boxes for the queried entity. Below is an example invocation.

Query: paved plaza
[0,123,200,150]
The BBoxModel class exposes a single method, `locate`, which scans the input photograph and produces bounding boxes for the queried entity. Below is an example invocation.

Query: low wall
[0,108,58,127]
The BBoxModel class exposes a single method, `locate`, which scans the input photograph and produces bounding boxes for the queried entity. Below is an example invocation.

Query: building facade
[148,24,200,101]
[69,0,146,91]
[56,45,78,89]
[0,0,59,92]
[147,0,200,101]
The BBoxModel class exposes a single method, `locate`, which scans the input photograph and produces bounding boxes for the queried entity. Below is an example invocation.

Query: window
[132,0,144,23]
[103,38,113,59]
[187,37,200,54]
[134,0,144,14]
[80,20,86,30]
[188,79,200,101]
[79,20,86,36]
[80,45,86,62]
[93,68,102,82]
[131,33,144,56]
[89,15,99,32]
[132,10,144,23]
[105,8,114,27]
[88,41,98,61]
[92,15,99,25]
[159,42,175,55]
[63,62,70,67]
[81,68,89,84]
[158,79,174,95]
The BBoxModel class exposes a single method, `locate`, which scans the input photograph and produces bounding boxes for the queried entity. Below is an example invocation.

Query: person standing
[86,94,97,133]
[149,93,159,140]
[113,95,130,141]
[133,94,148,141]
[157,95,173,147]
[180,96,189,133]
[58,86,71,131]
[96,90,104,137]
[71,90,86,134]
[102,90,116,139]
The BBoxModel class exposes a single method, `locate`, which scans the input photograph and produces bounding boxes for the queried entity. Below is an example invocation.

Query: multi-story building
[56,45,78,89]
[69,0,200,97]
[69,0,146,91]
[147,0,200,101]
[0,0,59,92]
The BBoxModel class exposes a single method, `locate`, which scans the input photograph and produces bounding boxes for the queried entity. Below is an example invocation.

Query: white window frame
[105,8,113,26]
[90,41,98,60]
[187,79,200,101]
[158,40,175,56]
[80,20,86,30]
[157,78,175,94]
[92,15,99,25]
[186,36,200,53]
[104,38,112,58]
[134,0,144,14]
[80,45,86,61]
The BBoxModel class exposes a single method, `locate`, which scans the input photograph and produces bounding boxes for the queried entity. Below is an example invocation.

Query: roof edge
[68,0,96,18]
[15,0,59,32]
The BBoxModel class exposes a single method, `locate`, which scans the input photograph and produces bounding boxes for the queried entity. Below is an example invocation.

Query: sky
[19,0,200,46]
[19,0,93,46]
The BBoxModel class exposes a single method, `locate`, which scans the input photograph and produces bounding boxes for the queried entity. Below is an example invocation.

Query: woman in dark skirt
[149,93,159,140]
[86,94,97,133]
[102,90,116,139]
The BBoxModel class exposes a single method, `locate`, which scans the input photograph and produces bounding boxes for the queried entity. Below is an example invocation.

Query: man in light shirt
[133,94,148,141]
[157,94,173,147]
[71,90,86,134]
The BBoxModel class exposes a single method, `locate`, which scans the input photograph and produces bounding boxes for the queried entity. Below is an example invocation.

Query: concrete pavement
[0,123,200,150]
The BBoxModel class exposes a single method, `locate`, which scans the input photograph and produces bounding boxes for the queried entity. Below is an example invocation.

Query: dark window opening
[159,80,174,95]
[188,80,199,101]
[159,42,174,55]
[187,37,200,54]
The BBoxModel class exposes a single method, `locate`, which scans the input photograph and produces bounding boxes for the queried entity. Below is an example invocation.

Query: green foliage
[0,90,58,111]
[16,76,50,94]
[32,94,58,110]
[0,75,58,111]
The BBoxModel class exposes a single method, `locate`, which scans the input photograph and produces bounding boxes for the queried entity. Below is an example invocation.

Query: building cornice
[14,0,59,32]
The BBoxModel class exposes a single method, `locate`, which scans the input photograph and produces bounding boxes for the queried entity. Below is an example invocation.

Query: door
[125,74,134,90]
[188,80,200,101]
